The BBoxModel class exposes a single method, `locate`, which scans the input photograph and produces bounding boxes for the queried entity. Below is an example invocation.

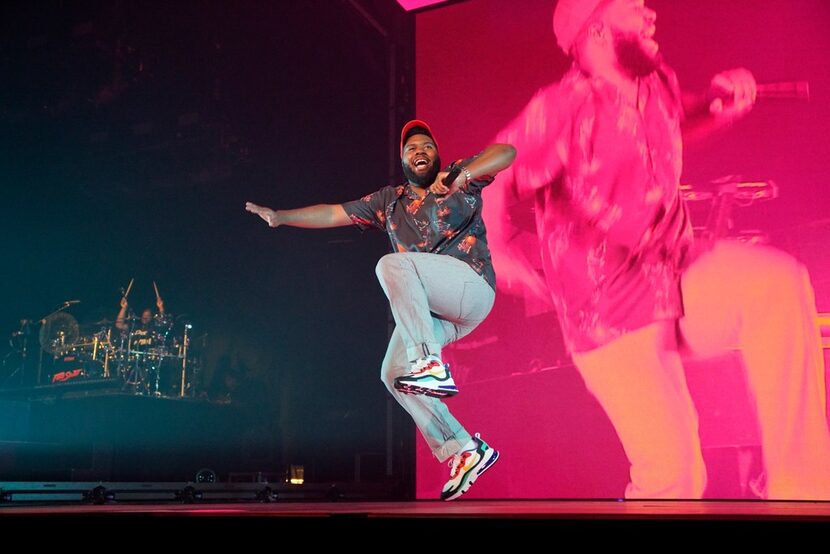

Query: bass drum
[50,345,105,383]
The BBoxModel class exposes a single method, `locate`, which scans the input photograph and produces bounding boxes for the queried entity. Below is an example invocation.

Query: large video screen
[414,0,830,499]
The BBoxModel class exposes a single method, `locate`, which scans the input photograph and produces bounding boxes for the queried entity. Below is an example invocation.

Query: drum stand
[682,179,778,243]
[3,320,34,386]
[178,324,191,398]
[91,329,112,378]
[121,328,146,393]
[152,353,164,397]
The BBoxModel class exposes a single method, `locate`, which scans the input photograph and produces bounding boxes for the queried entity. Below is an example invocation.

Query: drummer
[114,290,166,349]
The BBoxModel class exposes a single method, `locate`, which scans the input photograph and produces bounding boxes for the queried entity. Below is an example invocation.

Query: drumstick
[153,281,161,300]
[124,278,134,298]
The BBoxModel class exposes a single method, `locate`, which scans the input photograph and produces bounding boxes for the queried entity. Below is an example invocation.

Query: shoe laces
[411,356,442,376]
[448,451,472,478]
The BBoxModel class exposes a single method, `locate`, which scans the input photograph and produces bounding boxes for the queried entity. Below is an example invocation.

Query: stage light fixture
[85,485,114,505]
[288,464,304,485]
[256,486,278,503]
[195,468,217,484]
[396,0,455,12]
[176,485,203,503]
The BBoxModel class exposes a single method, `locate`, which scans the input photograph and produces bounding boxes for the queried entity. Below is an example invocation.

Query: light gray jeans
[375,252,495,461]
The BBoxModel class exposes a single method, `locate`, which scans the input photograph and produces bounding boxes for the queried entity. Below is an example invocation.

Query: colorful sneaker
[393,354,458,398]
[440,433,499,501]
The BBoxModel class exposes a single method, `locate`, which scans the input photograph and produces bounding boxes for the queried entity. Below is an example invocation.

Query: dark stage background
[0,0,415,485]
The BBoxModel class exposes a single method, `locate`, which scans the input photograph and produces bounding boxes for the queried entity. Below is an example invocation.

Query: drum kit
[41,311,195,397]
[39,312,198,397]
[5,280,200,398]
[115,313,195,397]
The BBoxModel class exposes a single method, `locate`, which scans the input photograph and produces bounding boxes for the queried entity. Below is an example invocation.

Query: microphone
[443,166,462,187]
[710,80,810,104]
[435,166,462,195]
[428,166,463,197]
[757,81,810,100]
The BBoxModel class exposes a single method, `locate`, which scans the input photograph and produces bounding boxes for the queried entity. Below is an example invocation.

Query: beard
[402,154,442,187]
[614,32,660,78]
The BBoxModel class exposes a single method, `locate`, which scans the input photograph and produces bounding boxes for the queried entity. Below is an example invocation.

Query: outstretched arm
[429,143,517,195]
[463,143,517,179]
[245,202,352,229]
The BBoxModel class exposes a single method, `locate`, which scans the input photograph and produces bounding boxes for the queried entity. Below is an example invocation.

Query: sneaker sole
[394,381,458,398]
[443,448,500,501]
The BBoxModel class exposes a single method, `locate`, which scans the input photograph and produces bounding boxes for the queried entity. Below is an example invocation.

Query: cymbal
[93,318,115,325]
[39,312,80,354]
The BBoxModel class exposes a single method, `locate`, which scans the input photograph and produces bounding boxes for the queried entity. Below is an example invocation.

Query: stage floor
[4,499,830,520]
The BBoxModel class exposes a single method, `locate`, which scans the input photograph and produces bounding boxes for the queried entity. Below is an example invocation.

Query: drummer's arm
[156,296,165,316]
[115,298,128,331]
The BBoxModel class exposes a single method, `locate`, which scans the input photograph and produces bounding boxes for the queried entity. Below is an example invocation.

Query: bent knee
[375,253,405,281]
[379,363,404,390]
[717,242,805,289]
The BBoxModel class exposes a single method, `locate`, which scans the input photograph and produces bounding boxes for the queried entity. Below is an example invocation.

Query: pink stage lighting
[396,0,454,11]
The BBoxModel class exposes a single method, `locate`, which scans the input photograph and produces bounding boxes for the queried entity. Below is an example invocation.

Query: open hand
[245,202,281,227]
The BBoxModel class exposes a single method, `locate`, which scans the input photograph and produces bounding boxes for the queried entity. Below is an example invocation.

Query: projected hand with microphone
[708,70,811,122]
[707,68,757,120]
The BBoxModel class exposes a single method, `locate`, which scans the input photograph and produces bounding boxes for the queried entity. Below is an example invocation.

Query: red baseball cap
[400,119,438,156]
[553,0,607,54]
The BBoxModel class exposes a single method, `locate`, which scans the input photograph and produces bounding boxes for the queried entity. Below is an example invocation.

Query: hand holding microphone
[429,166,463,196]
[708,68,757,120]
[708,68,810,122]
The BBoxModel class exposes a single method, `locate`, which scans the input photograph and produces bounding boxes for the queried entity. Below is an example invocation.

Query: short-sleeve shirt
[342,158,497,290]
[495,64,694,353]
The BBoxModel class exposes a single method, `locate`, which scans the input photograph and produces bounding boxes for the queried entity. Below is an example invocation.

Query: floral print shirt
[342,158,497,290]
[496,64,694,353]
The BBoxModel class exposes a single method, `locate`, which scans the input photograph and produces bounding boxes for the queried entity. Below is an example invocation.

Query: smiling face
[401,133,441,187]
